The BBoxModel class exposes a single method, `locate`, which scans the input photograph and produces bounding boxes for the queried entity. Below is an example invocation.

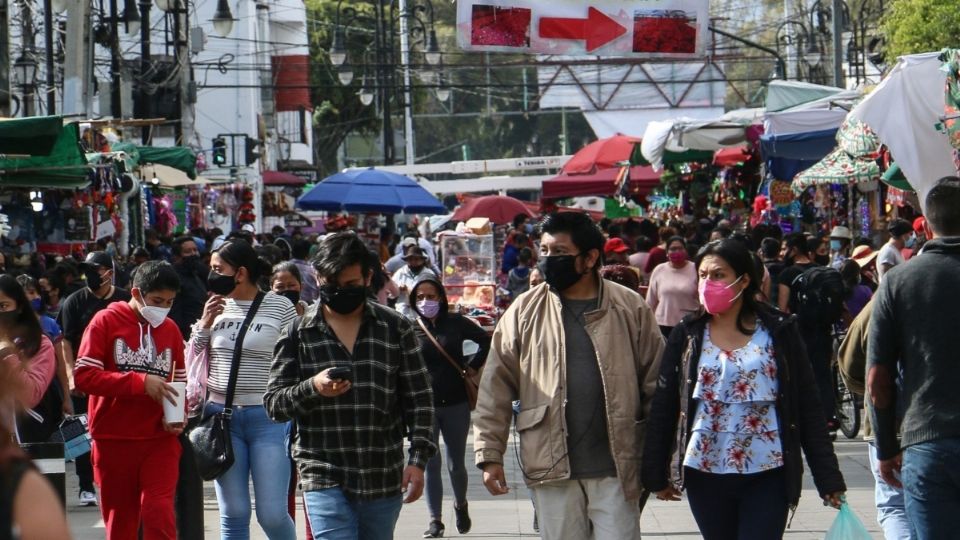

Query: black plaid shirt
[264,301,436,500]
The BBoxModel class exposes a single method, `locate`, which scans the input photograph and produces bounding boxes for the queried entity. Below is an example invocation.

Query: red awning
[713,146,752,167]
[263,170,307,186]
[272,55,312,111]
[541,166,661,199]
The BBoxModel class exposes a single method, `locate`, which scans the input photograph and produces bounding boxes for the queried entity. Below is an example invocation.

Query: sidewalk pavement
[66,437,883,539]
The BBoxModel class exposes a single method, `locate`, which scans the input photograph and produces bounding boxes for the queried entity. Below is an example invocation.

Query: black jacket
[415,313,490,406]
[641,305,845,507]
[169,263,207,339]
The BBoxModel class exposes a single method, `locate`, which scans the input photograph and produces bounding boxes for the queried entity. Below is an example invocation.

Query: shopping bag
[185,335,209,418]
[825,502,872,540]
[48,415,91,461]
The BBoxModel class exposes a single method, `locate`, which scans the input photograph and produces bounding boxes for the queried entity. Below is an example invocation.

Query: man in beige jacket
[474,212,664,540]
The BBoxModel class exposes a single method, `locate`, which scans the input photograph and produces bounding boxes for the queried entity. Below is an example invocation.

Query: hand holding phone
[327,366,353,382]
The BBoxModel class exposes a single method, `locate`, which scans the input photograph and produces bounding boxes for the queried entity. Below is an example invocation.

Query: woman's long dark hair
[695,239,764,336]
[0,274,43,357]
[214,240,271,286]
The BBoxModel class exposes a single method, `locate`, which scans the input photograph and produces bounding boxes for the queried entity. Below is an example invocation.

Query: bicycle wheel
[835,371,860,439]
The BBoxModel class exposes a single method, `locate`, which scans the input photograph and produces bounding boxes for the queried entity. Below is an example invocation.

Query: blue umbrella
[297,167,446,214]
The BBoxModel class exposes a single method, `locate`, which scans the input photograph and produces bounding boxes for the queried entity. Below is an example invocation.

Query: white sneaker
[79,490,97,506]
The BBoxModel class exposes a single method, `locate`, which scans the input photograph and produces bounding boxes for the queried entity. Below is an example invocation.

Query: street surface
[66,435,883,539]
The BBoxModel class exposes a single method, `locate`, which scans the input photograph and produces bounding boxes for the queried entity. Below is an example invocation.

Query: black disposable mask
[207,270,237,296]
[279,290,301,305]
[320,284,366,315]
[815,254,830,266]
[0,309,19,325]
[537,255,585,292]
[85,269,107,291]
[182,255,201,274]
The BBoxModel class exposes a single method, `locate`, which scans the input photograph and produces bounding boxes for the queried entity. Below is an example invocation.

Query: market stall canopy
[451,195,533,224]
[850,52,955,212]
[713,147,752,167]
[766,80,861,112]
[542,165,660,199]
[297,167,446,214]
[562,135,640,174]
[140,163,211,188]
[792,147,880,193]
[881,162,915,191]
[263,170,307,186]
[759,128,839,160]
[763,108,848,136]
[0,115,64,156]
[111,142,198,179]
[0,121,91,188]
[640,118,747,170]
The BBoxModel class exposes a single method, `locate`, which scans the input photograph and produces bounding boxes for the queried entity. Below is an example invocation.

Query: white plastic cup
[163,382,186,427]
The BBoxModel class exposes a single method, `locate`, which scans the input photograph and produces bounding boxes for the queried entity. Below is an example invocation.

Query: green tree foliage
[882,0,960,60]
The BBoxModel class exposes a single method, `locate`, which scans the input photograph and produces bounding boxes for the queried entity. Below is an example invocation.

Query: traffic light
[212,137,227,166]
[244,136,262,166]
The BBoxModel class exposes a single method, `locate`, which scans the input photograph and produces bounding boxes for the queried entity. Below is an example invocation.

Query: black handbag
[189,292,265,481]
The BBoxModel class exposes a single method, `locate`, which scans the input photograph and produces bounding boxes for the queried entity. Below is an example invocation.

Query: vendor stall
[439,230,498,330]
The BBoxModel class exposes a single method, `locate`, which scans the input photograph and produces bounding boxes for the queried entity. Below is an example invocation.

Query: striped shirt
[193,292,296,405]
[264,301,437,499]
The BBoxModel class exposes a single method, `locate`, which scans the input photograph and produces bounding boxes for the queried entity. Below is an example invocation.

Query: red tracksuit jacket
[75,301,186,440]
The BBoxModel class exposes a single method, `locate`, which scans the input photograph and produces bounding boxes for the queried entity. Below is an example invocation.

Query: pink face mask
[668,251,687,264]
[698,275,744,315]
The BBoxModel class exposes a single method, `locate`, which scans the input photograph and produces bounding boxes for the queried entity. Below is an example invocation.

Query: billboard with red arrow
[457,0,709,57]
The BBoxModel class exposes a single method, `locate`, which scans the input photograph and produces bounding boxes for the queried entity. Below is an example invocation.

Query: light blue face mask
[905,233,917,249]
[830,240,843,251]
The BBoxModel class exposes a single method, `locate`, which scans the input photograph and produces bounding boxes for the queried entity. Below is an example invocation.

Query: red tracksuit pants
[91,436,181,540]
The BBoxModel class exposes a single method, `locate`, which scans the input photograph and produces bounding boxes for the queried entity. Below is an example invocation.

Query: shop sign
[457,0,709,57]
[285,212,313,228]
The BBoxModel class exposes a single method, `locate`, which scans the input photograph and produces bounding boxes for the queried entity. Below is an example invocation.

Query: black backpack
[791,266,845,326]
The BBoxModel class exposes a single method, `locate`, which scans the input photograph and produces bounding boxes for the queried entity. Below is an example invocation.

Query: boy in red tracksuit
[75,261,186,540]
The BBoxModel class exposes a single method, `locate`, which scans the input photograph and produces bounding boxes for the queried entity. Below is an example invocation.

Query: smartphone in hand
[327,366,353,382]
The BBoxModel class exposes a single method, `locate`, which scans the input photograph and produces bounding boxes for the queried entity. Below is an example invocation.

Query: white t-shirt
[877,242,905,282]
[194,292,296,404]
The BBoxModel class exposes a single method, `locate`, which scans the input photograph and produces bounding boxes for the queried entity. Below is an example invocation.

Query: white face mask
[140,305,171,328]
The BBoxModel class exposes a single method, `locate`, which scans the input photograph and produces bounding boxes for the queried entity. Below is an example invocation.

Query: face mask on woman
[207,270,237,296]
[668,251,687,265]
[698,275,744,315]
[417,299,441,319]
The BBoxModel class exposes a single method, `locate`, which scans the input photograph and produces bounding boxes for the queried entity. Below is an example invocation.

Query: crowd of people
[1,179,957,540]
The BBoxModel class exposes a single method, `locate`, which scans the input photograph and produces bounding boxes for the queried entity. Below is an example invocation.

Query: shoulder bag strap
[417,317,466,380]
[223,292,266,414]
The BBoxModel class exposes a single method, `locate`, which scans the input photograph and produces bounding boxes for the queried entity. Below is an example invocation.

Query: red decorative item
[632,10,697,54]
[470,5,531,47]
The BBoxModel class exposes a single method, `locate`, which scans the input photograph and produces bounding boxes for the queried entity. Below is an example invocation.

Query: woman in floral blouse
[641,239,846,539]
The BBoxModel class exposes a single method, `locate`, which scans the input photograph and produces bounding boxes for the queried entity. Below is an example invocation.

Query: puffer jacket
[473,278,664,501]
[641,305,846,508]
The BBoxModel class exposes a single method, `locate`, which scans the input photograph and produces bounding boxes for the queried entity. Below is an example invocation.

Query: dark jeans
[684,467,788,540]
[72,395,94,493]
[425,401,471,519]
[176,416,205,540]
[800,325,835,423]
[902,437,960,540]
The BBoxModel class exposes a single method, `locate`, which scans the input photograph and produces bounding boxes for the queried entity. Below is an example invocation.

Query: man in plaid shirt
[265,232,436,540]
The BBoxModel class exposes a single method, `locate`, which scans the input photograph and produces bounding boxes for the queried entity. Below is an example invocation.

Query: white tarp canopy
[640,118,748,170]
[849,52,955,212]
[765,80,860,112]
[764,108,849,136]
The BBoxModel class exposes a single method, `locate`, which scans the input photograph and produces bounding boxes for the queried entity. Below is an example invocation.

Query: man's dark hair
[518,247,533,265]
[131,260,181,294]
[54,260,79,279]
[292,239,312,260]
[785,233,809,255]
[512,213,529,229]
[760,237,781,260]
[514,233,528,245]
[313,232,372,280]
[713,226,733,239]
[806,235,824,256]
[42,269,66,293]
[171,236,196,257]
[607,223,623,239]
[539,212,605,271]
[635,235,655,252]
[925,177,960,236]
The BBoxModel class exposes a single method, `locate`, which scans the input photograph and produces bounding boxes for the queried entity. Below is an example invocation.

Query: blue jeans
[303,488,403,540]
[204,402,296,540]
[902,437,960,540]
[425,401,471,519]
[869,445,916,540]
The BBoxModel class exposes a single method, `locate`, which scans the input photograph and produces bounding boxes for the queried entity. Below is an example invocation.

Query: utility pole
[783,0,796,80]
[139,0,150,142]
[375,0,394,164]
[62,0,92,116]
[831,0,843,88]
[399,0,415,165]
[42,0,54,114]
[109,0,121,118]
[18,0,34,116]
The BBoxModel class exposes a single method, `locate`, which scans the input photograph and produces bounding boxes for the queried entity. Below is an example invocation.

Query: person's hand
[655,486,682,501]
[879,454,903,489]
[823,492,845,509]
[144,375,178,405]
[199,295,226,329]
[482,463,509,496]
[162,421,184,436]
[401,465,425,503]
[312,368,352,398]
[61,396,74,416]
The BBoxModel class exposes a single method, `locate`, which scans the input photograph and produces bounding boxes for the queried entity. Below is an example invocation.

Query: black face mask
[85,269,106,291]
[279,290,301,305]
[537,255,585,292]
[320,284,367,315]
[408,264,425,274]
[182,255,201,274]
[207,270,237,296]
[815,254,830,266]
[0,309,19,326]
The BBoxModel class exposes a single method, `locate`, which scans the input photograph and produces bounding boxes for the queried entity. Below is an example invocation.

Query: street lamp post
[13,52,38,117]
[776,20,821,82]
[809,0,851,88]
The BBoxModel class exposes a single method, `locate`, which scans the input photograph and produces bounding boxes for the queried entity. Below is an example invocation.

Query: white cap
[830,226,853,240]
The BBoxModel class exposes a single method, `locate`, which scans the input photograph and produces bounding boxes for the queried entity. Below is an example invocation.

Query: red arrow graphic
[539,7,626,52]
